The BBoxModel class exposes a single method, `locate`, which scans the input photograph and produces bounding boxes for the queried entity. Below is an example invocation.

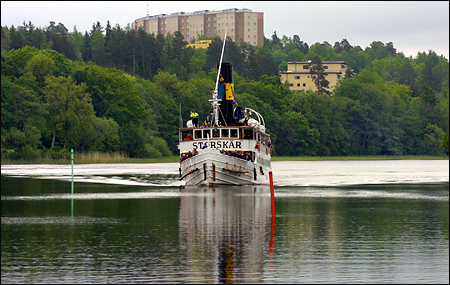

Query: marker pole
[71,149,74,195]
[269,171,276,265]
[269,171,275,217]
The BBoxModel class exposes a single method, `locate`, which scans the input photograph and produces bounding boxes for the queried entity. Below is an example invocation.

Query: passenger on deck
[190,111,199,127]
[185,134,193,140]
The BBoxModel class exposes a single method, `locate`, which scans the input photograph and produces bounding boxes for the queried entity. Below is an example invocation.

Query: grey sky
[1,1,449,59]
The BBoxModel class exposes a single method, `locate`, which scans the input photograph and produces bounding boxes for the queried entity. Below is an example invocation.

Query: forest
[1,21,449,160]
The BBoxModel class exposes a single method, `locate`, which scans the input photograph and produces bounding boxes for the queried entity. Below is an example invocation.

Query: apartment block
[279,61,347,92]
[132,8,264,46]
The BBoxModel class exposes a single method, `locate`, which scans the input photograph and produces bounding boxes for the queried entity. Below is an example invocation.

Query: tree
[307,55,330,94]
[441,127,449,155]
[271,31,282,50]
[24,52,56,88]
[308,42,335,60]
[1,75,46,132]
[278,111,319,156]
[43,76,96,150]
[68,27,84,61]
[90,22,106,66]
[293,35,309,54]
[83,64,147,126]
[82,31,92,62]
[169,31,188,79]
[9,25,26,50]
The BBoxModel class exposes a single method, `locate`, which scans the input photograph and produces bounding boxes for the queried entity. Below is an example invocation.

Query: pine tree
[307,56,330,94]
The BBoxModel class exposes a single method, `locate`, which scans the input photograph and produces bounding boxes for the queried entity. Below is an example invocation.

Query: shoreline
[1,155,448,165]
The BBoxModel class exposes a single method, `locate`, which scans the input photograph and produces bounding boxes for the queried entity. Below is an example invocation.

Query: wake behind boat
[178,32,272,186]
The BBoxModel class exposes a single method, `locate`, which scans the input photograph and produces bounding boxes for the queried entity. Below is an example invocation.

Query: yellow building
[279,61,347,92]
[187,40,212,49]
[132,8,264,46]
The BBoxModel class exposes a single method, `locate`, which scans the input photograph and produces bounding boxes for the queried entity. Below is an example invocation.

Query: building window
[297,83,301,87]
[303,65,309,69]
[323,66,328,69]
[289,83,293,87]
[294,76,300,79]
[303,83,306,87]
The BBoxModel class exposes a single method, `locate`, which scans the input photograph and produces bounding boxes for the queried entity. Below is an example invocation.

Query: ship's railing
[244,108,266,133]
[244,108,265,127]
[180,127,256,141]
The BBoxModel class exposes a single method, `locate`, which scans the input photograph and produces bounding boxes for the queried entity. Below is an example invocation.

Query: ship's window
[230,129,238,138]
[203,129,210,139]
[194,130,202,139]
[212,129,220,138]
[243,129,253,139]
[181,131,193,141]
[221,129,229,138]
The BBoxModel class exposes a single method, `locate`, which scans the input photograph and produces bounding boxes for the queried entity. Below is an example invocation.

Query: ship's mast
[209,30,227,126]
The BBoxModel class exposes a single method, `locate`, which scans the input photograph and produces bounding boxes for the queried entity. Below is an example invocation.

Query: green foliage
[307,55,331,94]
[43,75,96,149]
[1,23,449,160]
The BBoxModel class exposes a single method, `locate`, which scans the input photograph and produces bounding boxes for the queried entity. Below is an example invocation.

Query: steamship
[178,32,272,186]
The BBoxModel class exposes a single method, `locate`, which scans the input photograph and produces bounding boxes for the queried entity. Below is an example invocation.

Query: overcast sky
[2,1,449,59]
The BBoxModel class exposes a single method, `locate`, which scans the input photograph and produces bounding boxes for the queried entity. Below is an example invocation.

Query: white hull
[180,148,271,186]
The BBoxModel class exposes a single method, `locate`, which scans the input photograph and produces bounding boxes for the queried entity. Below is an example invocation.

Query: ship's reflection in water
[179,186,272,283]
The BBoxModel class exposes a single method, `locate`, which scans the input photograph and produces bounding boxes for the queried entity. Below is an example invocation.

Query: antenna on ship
[210,29,227,126]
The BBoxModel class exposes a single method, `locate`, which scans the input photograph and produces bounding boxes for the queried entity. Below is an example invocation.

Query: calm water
[1,160,449,283]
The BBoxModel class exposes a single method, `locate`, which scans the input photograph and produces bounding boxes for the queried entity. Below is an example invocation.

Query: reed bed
[75,151,128,163]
